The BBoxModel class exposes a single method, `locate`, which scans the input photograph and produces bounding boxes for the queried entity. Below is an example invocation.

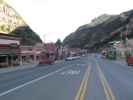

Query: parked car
[125,49,133,66]
[39,59,54,65]
[127,55,133,66]
[81,54,85,57]
[65,56,80,61]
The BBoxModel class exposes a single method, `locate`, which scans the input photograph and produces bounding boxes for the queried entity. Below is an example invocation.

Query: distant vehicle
[106,48,116,60]
[65,57,74,61]
[81,54,85,57]
[39,59,54,65]
[38,52,55,65]
[65,56,80,61]
[127,56,133,66]
[126,49,133,66]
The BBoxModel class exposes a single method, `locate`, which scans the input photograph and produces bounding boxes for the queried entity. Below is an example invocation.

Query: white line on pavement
[0,66,72,97]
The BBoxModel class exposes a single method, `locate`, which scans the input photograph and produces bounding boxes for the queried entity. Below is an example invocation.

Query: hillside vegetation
[63,10,133,50]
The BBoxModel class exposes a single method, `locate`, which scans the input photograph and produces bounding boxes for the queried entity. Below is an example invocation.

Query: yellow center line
[94,58,116,100]
[79,66,91,100]
[75,64,91,100]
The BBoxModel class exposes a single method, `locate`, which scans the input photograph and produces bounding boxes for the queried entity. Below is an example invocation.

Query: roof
[0,32,20,40]
[20,45,45,55]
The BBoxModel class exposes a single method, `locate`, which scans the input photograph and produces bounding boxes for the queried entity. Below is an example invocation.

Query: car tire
[127,63,131,66]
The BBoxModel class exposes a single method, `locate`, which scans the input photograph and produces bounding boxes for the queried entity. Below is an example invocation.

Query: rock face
[63,10,133,50]
[0,0,42,45]
[0,0,26,32]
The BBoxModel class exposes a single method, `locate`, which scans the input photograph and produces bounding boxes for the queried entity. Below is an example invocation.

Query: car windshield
[0,0,133,100]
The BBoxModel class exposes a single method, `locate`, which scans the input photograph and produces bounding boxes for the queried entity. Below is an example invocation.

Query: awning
[0,54,8,57]
[0,53,17,57]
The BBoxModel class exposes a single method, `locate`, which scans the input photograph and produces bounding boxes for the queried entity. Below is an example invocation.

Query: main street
[0,54,133,100]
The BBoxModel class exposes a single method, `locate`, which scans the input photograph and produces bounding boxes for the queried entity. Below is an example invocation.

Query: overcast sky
[5,0,133,42]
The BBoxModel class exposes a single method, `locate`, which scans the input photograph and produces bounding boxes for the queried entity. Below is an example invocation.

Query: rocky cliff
[63,10,133,50]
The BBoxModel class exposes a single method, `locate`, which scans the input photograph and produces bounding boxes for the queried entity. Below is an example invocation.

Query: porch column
[33,54,36,63]
[19,55,23,65]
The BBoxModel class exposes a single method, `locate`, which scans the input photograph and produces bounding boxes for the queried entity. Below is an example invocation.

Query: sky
[5,0,133,42]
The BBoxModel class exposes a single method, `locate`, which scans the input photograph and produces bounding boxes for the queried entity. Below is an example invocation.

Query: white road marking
[60,69,80,75]
[0,66,72,97]
[76,64,85,66]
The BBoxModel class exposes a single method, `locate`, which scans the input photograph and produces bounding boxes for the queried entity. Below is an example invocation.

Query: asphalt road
[0,55,133,100]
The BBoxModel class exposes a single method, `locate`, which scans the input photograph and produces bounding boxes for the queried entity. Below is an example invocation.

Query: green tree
[55,39,62,48]
[10,26,42,45]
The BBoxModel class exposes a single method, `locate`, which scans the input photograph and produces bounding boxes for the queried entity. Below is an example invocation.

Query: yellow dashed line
[75,65,91,100]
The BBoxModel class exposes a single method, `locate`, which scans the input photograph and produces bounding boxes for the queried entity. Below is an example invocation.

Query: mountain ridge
[0,0,26,32]
[0,0,42,45]
[63,9,133,50]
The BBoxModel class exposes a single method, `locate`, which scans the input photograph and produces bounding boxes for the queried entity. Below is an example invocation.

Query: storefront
[0,33,20,67]
[20,45,44,64]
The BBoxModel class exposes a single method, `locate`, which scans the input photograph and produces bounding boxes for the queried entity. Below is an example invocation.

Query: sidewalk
[54,60,64,64]
[0,63,38,74]
[115,59,127,66]
[0,60,65,74]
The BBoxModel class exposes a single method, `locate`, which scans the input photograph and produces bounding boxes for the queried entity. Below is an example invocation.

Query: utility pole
[43,34,46,43]
[123,23,130,59]
[125,24,129,46]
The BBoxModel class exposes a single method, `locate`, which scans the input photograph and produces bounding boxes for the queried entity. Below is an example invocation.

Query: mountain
[10,26,42,45]
[63,10,133,50]
[0,0,25,32]
[0,0,42,45]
